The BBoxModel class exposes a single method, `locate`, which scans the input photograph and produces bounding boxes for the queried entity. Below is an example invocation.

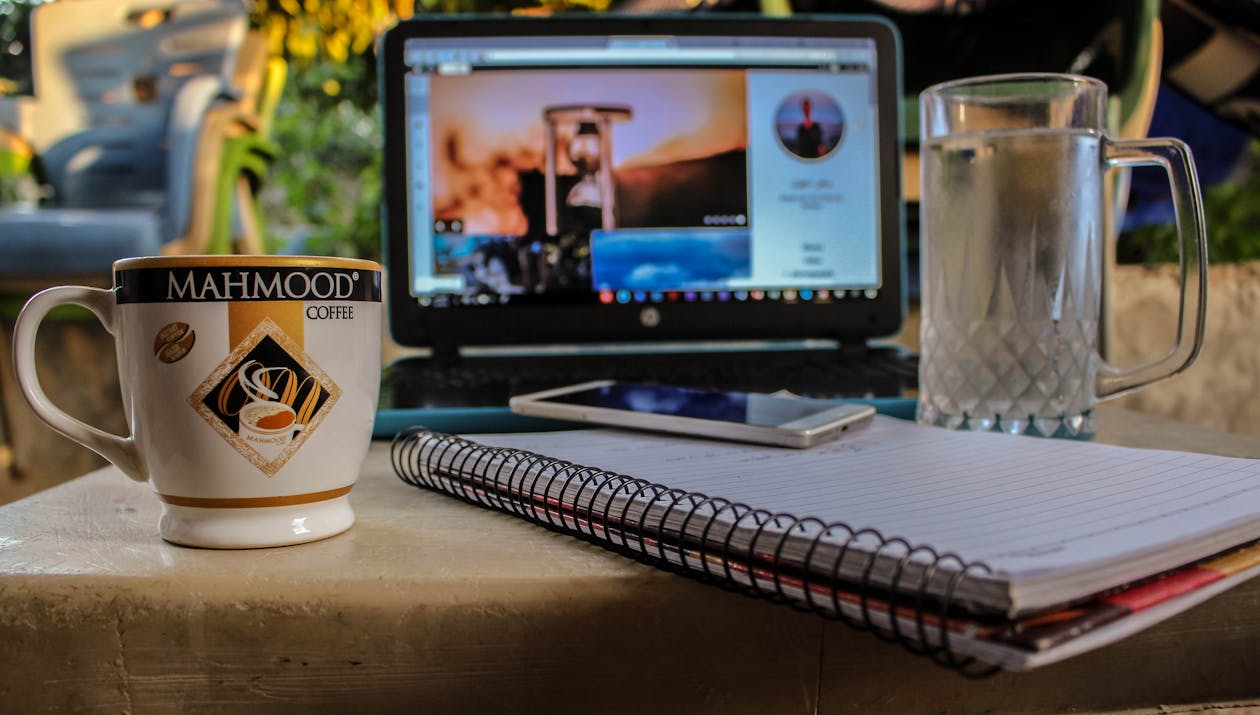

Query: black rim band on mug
[115,266,382,304]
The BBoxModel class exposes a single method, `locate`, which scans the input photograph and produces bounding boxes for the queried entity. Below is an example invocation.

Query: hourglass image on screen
[425,69,752,296]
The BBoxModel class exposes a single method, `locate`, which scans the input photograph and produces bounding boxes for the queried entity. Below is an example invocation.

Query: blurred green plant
[1118,141,1260,265]
[255,0,612,260]
[261,58,383,260]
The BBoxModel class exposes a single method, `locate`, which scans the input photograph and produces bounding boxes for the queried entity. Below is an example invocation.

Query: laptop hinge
[431,342,462,364]
[838,340,869,359]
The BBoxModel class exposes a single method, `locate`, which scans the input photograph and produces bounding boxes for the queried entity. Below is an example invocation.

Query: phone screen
[538,383,845,427]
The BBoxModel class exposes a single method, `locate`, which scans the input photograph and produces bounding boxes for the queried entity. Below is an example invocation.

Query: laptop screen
[380,16,903,348]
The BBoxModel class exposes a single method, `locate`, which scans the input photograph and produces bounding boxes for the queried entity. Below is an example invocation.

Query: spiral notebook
[390,416,1260,672]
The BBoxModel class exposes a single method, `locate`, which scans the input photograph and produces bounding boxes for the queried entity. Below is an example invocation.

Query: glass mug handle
[12,286,145,482]
[1096,137,1209,399]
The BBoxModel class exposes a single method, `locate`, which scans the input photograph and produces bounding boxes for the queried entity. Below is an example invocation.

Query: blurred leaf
[261,56,385,260]
[1119,140,1260,265]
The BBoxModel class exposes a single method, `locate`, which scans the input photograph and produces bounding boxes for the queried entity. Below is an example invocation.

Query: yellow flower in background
[325,30,350,64]
[285,27,318,60]
[252,0,611,66]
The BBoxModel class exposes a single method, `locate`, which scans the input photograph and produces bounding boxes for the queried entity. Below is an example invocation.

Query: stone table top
[4,407,1260,713]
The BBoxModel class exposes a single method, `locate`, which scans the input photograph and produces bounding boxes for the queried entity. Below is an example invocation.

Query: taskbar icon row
[418,288,881,308]
[595,288,880,305]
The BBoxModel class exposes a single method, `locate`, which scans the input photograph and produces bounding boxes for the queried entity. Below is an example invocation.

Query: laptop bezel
[379,13,904,348]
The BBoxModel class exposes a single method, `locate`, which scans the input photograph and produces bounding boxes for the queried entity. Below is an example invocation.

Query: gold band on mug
[157,485,353,509]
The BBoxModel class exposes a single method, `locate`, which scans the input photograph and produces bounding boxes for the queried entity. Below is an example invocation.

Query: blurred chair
[1163,0,1260,137]
[0,0,281,290]
[198,31,287,257]
[694,0,1161,357]
[0,0,286,491]
[698,0,1163,245]
[765,0,1163,195]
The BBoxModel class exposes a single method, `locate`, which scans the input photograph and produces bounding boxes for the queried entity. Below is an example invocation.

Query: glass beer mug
[917,74,1207,438]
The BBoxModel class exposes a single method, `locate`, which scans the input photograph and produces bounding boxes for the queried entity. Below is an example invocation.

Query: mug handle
[12,286,145,482]
[1096,137,1209,400]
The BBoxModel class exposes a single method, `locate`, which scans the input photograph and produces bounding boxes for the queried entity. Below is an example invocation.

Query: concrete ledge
[1110,262,1260,438]
[3,409,1260,712]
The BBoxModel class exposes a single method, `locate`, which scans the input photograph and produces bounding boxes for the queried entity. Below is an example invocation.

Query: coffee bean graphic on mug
[154,321,196,363]
[189,317,340,475]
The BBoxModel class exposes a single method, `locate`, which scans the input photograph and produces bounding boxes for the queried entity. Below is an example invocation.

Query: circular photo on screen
[774,91,845,160]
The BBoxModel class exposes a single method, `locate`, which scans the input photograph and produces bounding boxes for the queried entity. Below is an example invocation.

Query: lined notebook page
[470,417,1260,611]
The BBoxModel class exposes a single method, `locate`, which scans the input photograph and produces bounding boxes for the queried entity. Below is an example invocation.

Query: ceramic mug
[13,256,383,548]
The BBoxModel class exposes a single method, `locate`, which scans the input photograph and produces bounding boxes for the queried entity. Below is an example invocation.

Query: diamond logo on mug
[189,318,341,476]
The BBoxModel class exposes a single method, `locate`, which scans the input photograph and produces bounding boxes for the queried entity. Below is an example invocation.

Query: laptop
[375,14,914,430]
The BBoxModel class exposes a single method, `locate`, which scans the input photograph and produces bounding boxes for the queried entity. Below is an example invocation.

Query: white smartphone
[509,380,875,448]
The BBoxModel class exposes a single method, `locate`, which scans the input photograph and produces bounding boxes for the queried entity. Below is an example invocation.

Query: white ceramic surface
[13,256,382,548]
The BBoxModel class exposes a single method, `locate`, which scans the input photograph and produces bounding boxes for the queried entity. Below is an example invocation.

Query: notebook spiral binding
[391,427,1002,676]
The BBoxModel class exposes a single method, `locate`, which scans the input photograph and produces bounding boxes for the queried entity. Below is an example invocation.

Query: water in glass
[918,128,1101,437]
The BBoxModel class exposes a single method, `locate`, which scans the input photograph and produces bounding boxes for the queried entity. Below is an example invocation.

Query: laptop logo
[639,306,661,328]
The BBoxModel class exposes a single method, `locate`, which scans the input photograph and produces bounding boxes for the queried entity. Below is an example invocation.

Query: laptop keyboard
[383,347,917,408]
